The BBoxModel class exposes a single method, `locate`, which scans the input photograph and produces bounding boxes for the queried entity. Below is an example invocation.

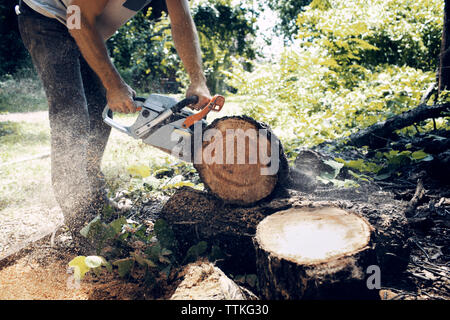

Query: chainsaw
[103,94,287,205]
[102,94,225,161]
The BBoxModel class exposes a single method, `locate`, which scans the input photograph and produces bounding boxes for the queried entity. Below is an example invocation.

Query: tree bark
[170,262,256,300]
[439,0,450,94]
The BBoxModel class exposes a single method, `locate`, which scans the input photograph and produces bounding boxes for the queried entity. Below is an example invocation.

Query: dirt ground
[0,244,156,300]
[0,112,448,300]
[0,183,448,300]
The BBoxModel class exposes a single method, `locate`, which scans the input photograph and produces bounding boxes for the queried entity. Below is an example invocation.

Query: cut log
[346,103,450,148]
[254,207,378,300]
[170,261,257,300]
[194,116,289,205]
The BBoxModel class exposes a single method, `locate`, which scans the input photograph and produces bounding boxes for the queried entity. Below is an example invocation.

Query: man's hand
[186,80,211,110]
[106,83,137,114]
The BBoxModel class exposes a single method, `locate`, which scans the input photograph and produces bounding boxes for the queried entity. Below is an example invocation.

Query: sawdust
[0,256,90,300]
[0,252,148,300]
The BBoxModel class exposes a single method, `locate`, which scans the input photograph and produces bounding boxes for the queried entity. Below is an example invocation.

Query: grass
[0,72,48,113]
[0,73,246,215]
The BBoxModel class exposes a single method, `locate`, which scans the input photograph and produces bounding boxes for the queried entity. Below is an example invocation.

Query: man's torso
[23,0,152,39]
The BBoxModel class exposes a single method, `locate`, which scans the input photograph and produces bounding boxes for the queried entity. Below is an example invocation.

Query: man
[17,0,211,250]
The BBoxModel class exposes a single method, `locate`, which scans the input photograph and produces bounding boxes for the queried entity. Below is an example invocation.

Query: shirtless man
[17,0,211,249]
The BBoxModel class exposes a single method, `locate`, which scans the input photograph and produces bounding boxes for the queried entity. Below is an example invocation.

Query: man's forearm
[68,14,123,91]
[167,0,206,84]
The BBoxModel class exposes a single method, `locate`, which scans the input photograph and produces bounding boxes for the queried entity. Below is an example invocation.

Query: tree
[227,0,444,147]
[266,0,312,41]
[107,7,179,92]
[192,0,257,93]
[439,0,450,94]
[108,0,257,94]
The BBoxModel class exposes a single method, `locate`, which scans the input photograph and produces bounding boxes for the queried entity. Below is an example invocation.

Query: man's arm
[68,0,136,113]
[166,0,211,110]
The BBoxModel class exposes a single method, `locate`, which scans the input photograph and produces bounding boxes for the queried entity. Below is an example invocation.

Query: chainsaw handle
[171,95,199,114]
[102,97,146,136]
[134,96,146,111]
[182,95,225,129]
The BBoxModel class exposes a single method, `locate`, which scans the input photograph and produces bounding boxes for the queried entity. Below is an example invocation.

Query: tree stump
[160,186,292,273]
[254,207,378,300]
[194,116,289,205]
[160,185,410,284]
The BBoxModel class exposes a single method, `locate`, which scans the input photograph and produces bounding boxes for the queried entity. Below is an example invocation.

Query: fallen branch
[346,103,450,148]
[405,179,426,217]
[420,82,437,105]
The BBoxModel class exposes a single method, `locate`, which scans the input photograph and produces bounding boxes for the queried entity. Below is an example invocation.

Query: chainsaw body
[102,94,224,161]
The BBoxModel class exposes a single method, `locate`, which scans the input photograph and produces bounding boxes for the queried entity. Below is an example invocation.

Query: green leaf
[153,167,175,179]
[411,150,431,161]
[427,134,446,141]
[348,170,371,182]
[154,219,177,251]
[162,181,195,190]
[109,217,127,234]
[317,176,360,188]
[132,252,157,268]
[127,164,151,178]
[147,243,162,262]
[113,258,134,278]
[68,256,90,280]
[323,159,344,179]
[183,241,208,264]
[374,172,392,180]
[80,215,101,238]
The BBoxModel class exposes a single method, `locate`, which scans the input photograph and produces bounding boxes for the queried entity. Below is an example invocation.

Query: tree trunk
[439,0,450,94]
[194,115,289,205]
[254,207,378,300]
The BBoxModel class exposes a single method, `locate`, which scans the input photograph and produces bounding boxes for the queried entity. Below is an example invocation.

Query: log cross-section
[254,207,378,300]
[193,116,289,205]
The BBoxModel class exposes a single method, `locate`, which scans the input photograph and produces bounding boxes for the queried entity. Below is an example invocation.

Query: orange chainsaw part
[182,95,225,129]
